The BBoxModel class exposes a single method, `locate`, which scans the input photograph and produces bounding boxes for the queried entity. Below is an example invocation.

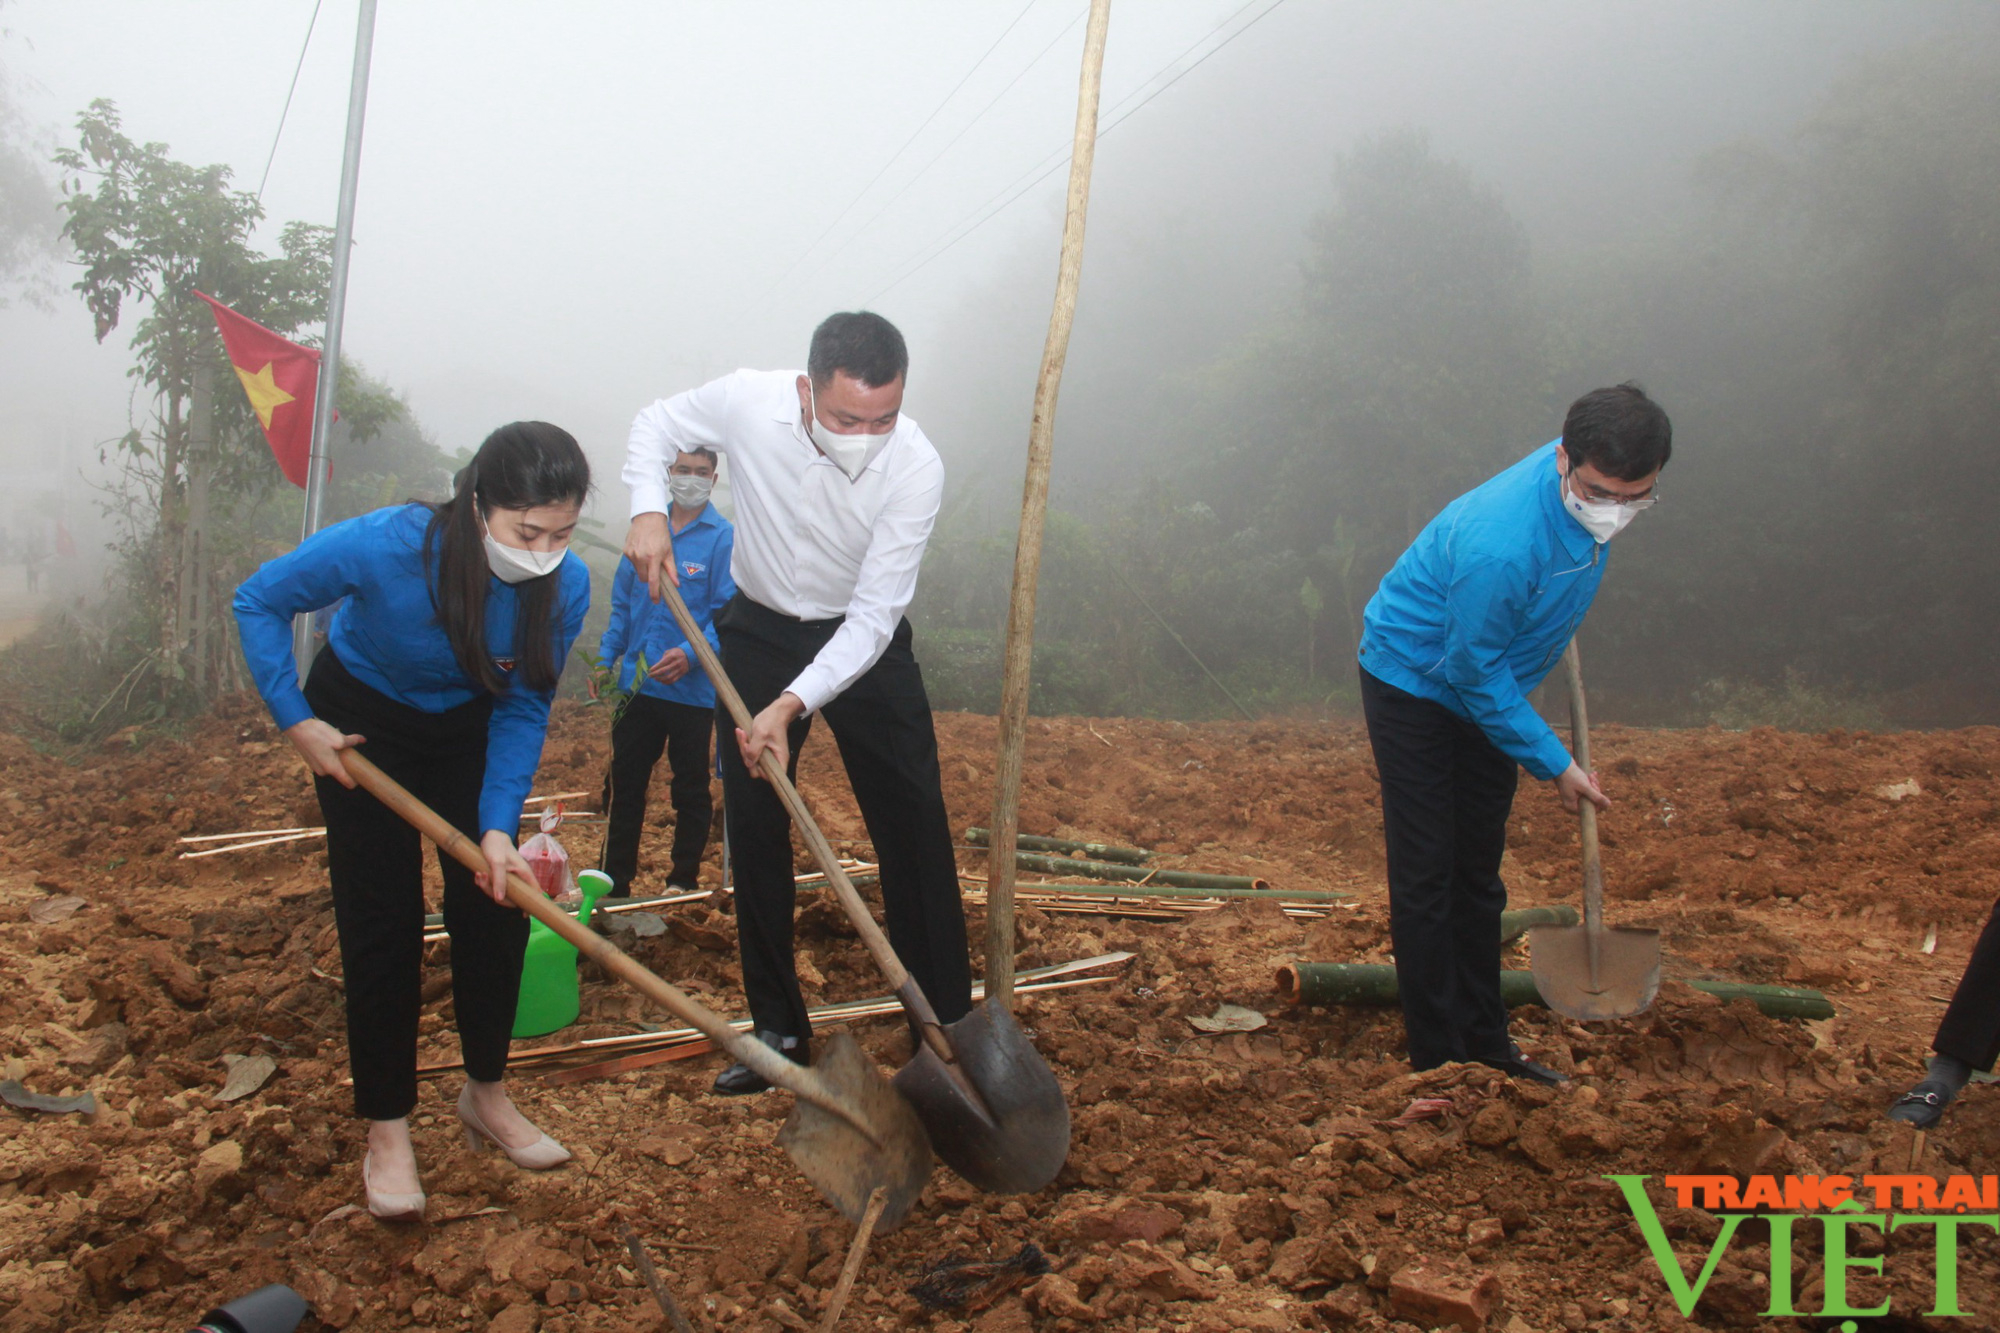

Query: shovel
[1529,640,1662,1020]
[655,580,1071,1195]
[334,749,932,1229]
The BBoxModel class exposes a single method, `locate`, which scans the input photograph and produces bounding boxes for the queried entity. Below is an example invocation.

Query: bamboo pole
[986,0,1114,1014]
[1274,962,1834,1020]
[1010,852,1270,891]
[965,827,1148,865]
[1498,905,1579,943]
[957,872,1336,900]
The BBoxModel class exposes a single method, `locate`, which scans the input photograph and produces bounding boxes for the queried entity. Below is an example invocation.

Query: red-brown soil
[2,698,1998,1332]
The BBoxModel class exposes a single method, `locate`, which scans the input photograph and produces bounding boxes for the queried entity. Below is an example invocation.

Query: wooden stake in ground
[817,1186,890,1333]
[985,0,1114,1012]
[616,1216,697,1333]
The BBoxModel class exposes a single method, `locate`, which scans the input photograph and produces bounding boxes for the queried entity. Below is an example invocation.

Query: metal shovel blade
[777,1032,933,1231]
[1529,924,1662,1021]
[891,999,1071,1194]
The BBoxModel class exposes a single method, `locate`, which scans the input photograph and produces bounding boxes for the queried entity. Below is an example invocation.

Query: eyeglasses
[1569,475,1659,510]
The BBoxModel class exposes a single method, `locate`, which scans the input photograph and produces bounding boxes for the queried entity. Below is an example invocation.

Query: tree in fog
[1565,31,2000,722]
[48,101,449,722]
[0,25,57,304]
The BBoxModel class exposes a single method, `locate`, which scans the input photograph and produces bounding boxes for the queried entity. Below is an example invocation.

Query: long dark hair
[424,421,591,694]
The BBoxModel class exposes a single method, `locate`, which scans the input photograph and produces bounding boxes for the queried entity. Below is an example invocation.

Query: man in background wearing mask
[1356,383,1672,1084]
[620,311,971,1095]
[595,447,734,896]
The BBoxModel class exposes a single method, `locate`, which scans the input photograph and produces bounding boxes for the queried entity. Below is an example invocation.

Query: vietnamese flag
[194,290,324,489]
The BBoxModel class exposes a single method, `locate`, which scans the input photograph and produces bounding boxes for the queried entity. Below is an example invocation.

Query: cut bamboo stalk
[964,827,1148,865]
[406,952,1136,1079]
[1009,853,1271,892]
[1274,962,1834,1020]
[959,872,1332,900]
[541,976,1121,1085]
[987,0,1114,1014]
[1499,905,1580,943]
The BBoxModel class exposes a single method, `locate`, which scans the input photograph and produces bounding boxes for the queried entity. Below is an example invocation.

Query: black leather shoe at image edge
[711,1029,809,1096]
[1887,1080,1957,1130]
[1476,1044,1570,1086]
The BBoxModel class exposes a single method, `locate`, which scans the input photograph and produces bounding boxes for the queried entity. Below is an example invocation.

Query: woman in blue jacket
[234,421,591,1221]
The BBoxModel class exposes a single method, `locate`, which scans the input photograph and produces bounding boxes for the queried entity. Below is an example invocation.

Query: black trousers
[1934,896,2000,1070]
[1360,666,1520,1069]
[600,693,715,892]
[716,595,972,1040]
[305,648,529,1120]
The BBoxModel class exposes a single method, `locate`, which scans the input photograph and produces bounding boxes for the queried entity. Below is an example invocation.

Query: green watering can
[512,868,614,1038]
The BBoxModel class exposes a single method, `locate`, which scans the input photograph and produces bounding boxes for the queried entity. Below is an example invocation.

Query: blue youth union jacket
[599,505,736,709]
[232,503,591,836]
[1358,442,1607,780]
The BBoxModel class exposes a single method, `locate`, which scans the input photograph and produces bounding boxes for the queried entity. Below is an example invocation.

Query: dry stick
[179,825,323,843]
[987,0,1114,1013]
[179,829,327,859]
[618,1217,697,1333]
[817,1186,889,1333]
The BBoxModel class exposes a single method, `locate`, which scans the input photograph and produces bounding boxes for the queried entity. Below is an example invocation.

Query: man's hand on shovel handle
[475,830,534,907]
[624,512,680,602]
[739,693,806,780]
[284,718,367,788]
[1555,761,1610,814]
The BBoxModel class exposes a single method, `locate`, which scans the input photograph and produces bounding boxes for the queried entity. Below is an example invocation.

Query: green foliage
[921,34,2000,727]
[919,131,1551,720]
[1696,671,1890,733]
[52,99,333,711]
[0,100,452,743]
[0,30,56,305]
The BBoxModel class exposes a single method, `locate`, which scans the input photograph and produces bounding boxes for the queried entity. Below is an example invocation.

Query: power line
[786,3,1089,298]
[753,0,1044,304]
[867,0,1290,304]
[870,0,1284,301]
[256,0,326,203]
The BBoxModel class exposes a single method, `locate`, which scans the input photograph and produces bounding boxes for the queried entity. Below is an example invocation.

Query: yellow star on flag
[233,361,296,431]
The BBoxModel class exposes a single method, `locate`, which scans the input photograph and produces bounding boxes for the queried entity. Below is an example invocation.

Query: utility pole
[294,0,379,674]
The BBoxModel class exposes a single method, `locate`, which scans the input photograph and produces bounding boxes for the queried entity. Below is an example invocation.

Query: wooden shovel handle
[653,581,950,1045]
[333,748,844,1111]
[1561,640,1605,938]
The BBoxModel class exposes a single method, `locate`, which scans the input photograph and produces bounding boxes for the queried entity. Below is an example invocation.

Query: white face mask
[669,473,715,509]
[807,381,893,480]
[481,513,565,584]
[1560,472,1644,544]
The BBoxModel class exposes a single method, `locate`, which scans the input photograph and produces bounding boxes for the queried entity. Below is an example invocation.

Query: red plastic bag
[520,804,576,905]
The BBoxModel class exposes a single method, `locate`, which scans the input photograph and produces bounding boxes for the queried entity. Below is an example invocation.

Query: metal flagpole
[293,0,380,674]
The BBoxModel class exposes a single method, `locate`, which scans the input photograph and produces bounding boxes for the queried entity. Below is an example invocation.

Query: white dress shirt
[624,368,944,715]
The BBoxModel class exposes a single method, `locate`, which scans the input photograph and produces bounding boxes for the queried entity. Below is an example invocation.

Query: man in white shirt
[621,311,971,1094]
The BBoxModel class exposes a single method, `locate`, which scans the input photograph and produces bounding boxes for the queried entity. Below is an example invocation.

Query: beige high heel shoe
[362,1147,425,1221]
[457,1083,571,1169]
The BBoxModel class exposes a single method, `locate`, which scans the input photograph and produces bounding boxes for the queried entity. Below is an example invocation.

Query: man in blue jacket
[596,448,736,893]
[1357,383,1672,1083]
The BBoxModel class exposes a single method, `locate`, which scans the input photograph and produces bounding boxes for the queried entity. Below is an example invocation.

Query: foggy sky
[0,1,1976,534]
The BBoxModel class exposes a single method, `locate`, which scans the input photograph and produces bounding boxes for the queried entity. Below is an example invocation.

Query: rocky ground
[2,695,1998,1332]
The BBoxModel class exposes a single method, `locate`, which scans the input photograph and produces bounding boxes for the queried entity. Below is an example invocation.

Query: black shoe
[1476,1045,1569,1086]
[711,1029,809,1096]
[1888,1079,1958,1129]
[664,880,701,895]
